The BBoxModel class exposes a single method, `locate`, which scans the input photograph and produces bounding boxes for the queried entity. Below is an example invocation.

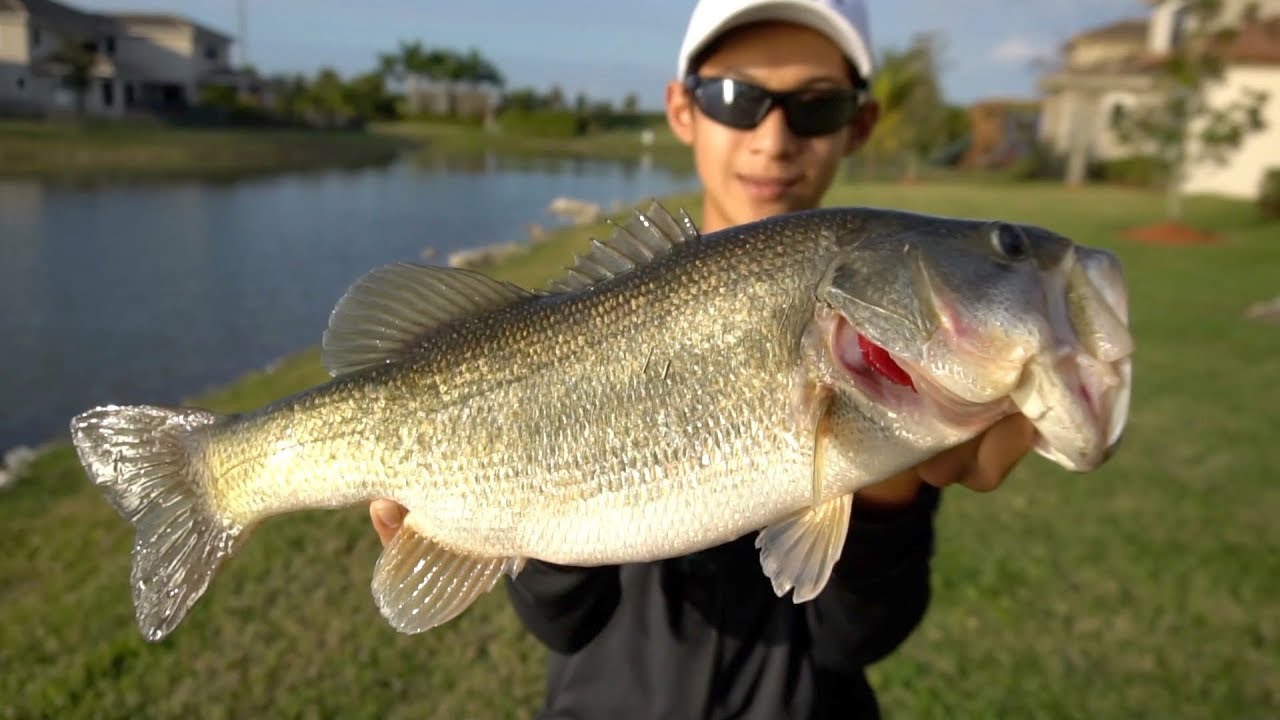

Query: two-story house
[0,0,234,117]
[1038,0,1280,201]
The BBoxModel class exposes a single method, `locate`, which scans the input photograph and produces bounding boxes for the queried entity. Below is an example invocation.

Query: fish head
[814,213,1133,472]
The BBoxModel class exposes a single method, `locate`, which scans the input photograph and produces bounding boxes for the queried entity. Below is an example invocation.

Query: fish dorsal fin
[372,517,525,634]
[322,262,532,377]
[755,493,853,603]
[546,200,700,293]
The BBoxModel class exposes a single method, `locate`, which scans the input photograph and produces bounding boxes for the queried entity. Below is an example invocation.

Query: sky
[72,0,1151,110]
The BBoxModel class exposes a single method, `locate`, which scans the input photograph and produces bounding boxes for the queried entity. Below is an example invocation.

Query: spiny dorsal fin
[546,200,700,293]
[322,262,531,377]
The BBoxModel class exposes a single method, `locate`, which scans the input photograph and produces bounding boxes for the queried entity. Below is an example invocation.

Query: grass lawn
[1,181,1276,718]
[372,120,693,170]
[0,121,412,181]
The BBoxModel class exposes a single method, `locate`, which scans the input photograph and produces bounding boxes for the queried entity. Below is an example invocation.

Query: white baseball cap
[675,0,875,81]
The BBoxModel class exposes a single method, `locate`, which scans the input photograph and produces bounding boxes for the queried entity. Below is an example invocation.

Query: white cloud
[991,36,1053,65]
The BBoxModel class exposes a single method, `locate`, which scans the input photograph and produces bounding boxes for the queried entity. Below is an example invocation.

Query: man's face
[666,22,879,233]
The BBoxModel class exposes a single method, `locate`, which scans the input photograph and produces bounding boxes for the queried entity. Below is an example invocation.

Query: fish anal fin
[371,517,524,634]
[322,263,532,377]
[755,493,852,603]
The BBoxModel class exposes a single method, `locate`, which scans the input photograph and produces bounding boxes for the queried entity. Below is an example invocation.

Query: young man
[372,1,1035,716]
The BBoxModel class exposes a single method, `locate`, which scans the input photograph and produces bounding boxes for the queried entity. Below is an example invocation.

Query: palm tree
[865,33,946,182]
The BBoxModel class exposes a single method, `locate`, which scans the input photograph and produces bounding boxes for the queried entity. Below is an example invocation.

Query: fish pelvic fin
[755,493,853,603]
[70,405,244,643]
[372,517,524,633]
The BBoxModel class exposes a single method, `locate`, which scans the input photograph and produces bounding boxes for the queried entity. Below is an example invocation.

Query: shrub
[497,110,583,138]
[1099,156,1162,187]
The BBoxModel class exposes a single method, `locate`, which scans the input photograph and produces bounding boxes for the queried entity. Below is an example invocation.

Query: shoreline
[0,120,694,181]
[0,121,417,181]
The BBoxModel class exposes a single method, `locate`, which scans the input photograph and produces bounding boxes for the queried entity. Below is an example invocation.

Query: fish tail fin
[71,404,245,642]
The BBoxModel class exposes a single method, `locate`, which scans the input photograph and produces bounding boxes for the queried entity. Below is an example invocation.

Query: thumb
[370,500,407,547]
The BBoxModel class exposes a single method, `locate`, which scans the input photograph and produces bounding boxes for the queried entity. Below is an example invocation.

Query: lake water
[0,151,699,451]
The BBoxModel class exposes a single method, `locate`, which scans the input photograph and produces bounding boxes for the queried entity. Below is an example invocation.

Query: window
[31,26,42,47]
[16,76,25,91]
[204,45,218,61]
[105,35,116,55]
[101,79,114,107]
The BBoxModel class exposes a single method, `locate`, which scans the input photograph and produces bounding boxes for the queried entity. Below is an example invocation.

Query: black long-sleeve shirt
[505,485,941,720]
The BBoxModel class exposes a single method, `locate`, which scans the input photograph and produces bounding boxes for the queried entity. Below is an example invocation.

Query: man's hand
[853,414,1037,510]
[368,414,1037,544]
[370,499,406,547]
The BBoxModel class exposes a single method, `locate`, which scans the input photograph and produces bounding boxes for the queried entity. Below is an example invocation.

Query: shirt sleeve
[805,484,942,669]
[504,560,622,654]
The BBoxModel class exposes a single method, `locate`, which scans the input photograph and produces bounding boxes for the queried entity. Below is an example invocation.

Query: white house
[0,0,234,117]
[1038,0,1280,201]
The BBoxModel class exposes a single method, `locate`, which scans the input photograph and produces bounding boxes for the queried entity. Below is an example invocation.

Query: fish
[70,201,1134,643]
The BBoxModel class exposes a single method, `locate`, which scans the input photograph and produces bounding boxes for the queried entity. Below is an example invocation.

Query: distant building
[962,99,1041,170]
[0,0,236,117]
[402,74,501,120]
[1038,0,1280,200]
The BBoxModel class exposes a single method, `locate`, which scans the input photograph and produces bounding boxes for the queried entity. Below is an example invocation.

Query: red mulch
[1123,222,1222,246]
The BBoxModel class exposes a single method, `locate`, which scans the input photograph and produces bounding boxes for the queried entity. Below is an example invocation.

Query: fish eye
[991,224,1030,262]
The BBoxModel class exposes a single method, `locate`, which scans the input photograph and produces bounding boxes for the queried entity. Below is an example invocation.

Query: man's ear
[843,99,880,156]
[666,79,696,146]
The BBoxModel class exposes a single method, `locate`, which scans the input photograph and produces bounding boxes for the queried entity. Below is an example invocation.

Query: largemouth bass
[71,202,1133,642]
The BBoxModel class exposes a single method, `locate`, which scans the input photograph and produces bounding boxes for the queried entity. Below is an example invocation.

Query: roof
[110,12,232,42]
[0,0,109,35]
[0,1,233,43]
[1216,16,1280,65]
[1066,19,1148,48]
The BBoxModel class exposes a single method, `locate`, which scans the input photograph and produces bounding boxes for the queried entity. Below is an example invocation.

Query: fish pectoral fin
[322,262,533,377]
[754,493,853,603]
[371,519,525,634]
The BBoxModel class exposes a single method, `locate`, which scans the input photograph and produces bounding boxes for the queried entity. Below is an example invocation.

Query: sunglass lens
[786,94,857,137]
[695,78,770,130]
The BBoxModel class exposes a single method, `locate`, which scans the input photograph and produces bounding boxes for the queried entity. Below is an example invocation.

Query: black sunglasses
[683,75,865,138]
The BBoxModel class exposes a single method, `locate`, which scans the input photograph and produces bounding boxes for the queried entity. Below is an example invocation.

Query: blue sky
[74,1,1149,109]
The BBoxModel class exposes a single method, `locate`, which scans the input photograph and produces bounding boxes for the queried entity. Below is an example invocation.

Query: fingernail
[375,504,402,529]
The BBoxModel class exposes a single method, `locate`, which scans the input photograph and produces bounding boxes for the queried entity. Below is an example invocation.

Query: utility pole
[237,0,247,68]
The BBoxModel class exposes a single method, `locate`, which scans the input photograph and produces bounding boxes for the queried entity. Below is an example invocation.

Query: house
[0,0,235,117]
[1038,0,1280,200]
[961,99,1041,170]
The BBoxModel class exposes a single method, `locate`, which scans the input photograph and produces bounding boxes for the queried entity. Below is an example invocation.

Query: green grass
[2,182,1277,718]
[0,121,413,181]
[373,120,693,170]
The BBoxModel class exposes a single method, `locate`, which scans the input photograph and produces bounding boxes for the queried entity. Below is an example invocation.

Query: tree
[546,84,566,111]
[622,92,639,114]
[1110,0,1269,220]
[298,67,353,125]
[864,32,949,181]
[47,39,96,118]
[345,71,396,121]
